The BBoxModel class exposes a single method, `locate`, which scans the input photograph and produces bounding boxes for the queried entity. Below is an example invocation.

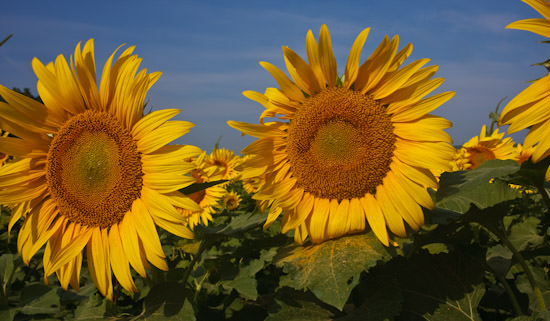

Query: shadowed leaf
[436,160,521,214]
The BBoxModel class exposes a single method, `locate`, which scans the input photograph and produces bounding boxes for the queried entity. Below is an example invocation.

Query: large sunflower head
[228,25,455,246]
[0,39,203,300]
[506,0,550,37]
[453,125,518,170]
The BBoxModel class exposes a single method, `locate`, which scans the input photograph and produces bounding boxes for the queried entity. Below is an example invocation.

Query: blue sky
[0,0,547,153]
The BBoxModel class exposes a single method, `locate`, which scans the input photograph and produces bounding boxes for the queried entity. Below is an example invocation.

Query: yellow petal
[506,19,550,37]
[393,115,453,143]
[131,108,180,140]
[143,172,196,193]
[391,91,455,122]
[360,193,389,246]
[326,199,349,239]
[344,28,371,88]
[372,58,430,100]
[136,120,194,154]
[109,224,138,293]
[86,228,113,300]
[347,198,365,234]
[131,199,168,271]
[308,198,330,243]
[283,46,321,95]
[394,140,455,171]
[318,25,338,87]
[227,121,286,138]
[45,224,92,275]
[306,29,326,88]
[375,184,406,238]
[119,212,147,277]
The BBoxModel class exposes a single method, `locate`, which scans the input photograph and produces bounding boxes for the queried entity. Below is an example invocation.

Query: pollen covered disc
[46,110,143,228]
[287,87,396,200]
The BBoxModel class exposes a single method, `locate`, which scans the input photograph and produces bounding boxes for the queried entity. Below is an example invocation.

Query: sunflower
[0,131,8,166]
[242,175,266,194]
[228,25,455,246]
[516,144,535,165]
[223,191,242,210]
[177,152,227,228]
[204,148,243,181]
[506,0,550,37]
[453,125,517,170]
[0,40,203,300]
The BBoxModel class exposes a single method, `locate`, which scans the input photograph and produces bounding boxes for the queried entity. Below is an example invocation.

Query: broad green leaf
[422,284,485,321]
[222,258,263,300]
[265,300,334,321]
[275,232,391,310]
[337,276,402,321]
[508,311,550,321]
[436,160,521,213]
[221,248,277,300]
[386,249,485,320]
[216,211,268,236]
[0,308,17,321]
[508,217,544,252]
[486,244,513,279]
[142,282,195,320]
[0,254,15,301]
[72,293,107,320]
[516,266,550,312]
[19,283,59,315]
[266,289,335,321]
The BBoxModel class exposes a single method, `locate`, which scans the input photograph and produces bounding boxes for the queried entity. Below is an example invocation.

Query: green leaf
[265,300,334,321]
[508,217,544,252]
[486,244,513,279]
[216,211,268,236]
[72,293,107,320]
[508,311,550,321]
[275,232,391,310]
[338,276,402,321]
[221,248,277,300]
[179,180,227,195]
[19,283,59,315]
[266,289,335,321]
[436,159,521,213]
[0,308,17,321]
[515,266,550,313]
[386,249,485,320]
[222,259,262,300]
[0,254,15,301]
[142,282,195,320]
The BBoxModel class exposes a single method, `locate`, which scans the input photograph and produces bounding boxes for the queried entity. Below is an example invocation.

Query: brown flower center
[287,87,396,200]
[46,110,143,228]
[466,146,496,169]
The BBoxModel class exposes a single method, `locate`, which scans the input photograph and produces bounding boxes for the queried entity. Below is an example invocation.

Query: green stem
[488,265,522,315]
[497,229,546,311]
[181,240,209,288]
[535,182,550,213]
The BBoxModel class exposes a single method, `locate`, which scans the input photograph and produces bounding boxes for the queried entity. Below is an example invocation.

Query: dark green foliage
[1,160,550,320]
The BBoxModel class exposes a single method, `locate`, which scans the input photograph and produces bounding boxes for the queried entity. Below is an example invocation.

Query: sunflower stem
[491,226,546,311]
[535,182,550,214]
[487,264,522,315]
[181,240,209,289]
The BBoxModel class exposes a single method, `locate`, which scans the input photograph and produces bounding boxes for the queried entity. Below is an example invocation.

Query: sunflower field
[0,1,549,320]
